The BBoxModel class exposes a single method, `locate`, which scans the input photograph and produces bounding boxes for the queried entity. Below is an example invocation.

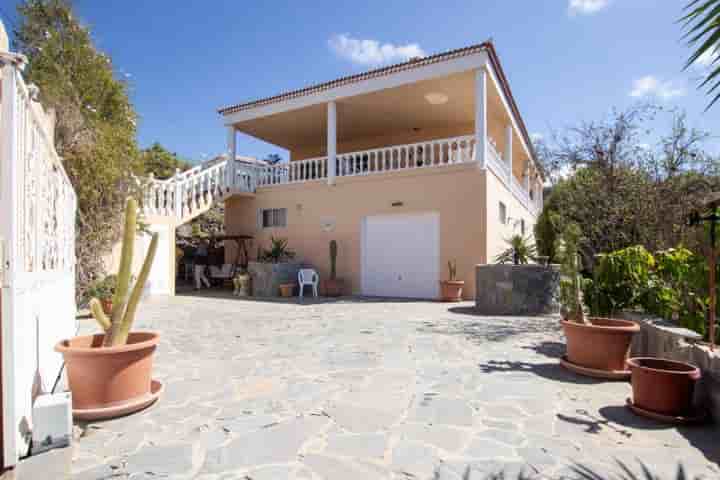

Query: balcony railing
[141,134,539,221]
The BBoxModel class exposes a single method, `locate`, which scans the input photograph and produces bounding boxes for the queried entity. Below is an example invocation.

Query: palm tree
[494,234,537,265]
[682,0,720,109]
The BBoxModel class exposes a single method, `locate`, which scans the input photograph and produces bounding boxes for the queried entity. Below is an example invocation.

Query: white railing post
[327,101,337,185]
[504,124,513,184]
[475,68,487,169]
[227,126,236,192]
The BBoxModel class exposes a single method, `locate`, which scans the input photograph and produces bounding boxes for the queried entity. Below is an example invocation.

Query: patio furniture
[209,264,236,284]
[298,268,319,298]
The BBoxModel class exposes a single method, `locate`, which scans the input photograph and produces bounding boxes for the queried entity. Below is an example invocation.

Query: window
[499,202,507,225]
[261,208,287,228]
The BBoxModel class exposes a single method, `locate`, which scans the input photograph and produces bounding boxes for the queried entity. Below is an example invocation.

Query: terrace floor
[10,294,720,479]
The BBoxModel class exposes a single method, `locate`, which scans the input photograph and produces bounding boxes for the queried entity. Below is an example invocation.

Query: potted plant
[323,240,344,297]
[625,357,703,422]
[249,237,302,297]
[558,224,639,379]
[56,198,161,420]
[86,275,117,314]
[439,260,464,302]
[494,234,537,265]
[279,283,295,297]
[233,269,251,297]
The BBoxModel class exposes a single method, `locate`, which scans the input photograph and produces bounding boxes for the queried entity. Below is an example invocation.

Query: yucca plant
[495,234,537,265]
[681,0,720,109]
[260,237,295,263]
[89,198,159,346]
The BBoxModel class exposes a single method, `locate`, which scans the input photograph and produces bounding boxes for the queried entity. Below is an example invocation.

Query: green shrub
[588,246,655,317]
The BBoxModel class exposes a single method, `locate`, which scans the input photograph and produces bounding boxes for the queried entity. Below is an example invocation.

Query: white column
[174,168,182,219]
[504,124,513,183]
[474,68,487,168]
[327,101,337,185]
[523,162,531,192]
[227,126,236,191]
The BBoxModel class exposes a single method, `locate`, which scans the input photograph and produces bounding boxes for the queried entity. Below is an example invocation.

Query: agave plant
[260,237,296,263]
[495,234,537,265]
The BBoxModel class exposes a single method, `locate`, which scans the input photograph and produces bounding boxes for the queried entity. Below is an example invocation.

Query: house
[216,41,543,300]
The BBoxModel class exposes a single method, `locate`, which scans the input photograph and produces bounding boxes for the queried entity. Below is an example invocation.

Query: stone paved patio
[13,294,720,479]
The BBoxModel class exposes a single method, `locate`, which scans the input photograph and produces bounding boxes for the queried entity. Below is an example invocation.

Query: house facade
[218,42,543,300]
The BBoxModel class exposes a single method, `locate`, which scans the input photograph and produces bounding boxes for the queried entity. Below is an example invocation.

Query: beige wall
[291,123,474,161]
[225,164,487,299]
[485,167,538,263]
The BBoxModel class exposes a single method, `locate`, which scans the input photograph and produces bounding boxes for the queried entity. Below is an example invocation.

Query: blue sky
[1,0,717,163]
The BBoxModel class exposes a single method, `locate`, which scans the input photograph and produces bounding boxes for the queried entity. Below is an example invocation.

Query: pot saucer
[73,379,164,421]
[625,398,707,425]
[560,355,631,380]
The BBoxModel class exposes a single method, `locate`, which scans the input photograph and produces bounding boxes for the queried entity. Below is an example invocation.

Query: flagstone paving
[21,295,720,478]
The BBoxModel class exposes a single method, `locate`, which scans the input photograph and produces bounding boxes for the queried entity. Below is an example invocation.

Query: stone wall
[475,264,560,315]
[248,261,305,297]
[622,312,720,422]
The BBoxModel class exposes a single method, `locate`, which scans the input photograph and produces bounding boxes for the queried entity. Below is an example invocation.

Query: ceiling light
[424,92,449,105]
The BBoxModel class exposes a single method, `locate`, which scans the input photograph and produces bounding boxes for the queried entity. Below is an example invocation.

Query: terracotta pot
[627,357,701,416]
[439,280,465,302]
[561,318,639,372]
[55,332,159,411]
[323,278,344,297]
[100,298,113,315]
[279,283,295,297]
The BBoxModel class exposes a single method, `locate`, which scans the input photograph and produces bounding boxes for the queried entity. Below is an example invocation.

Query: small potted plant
[439,260,464,302]
[86,275,117,314]
[558,224,639,379]
[56,198,161,420]
[233,269,251,297]
[323,240,344,297]
[279,283,295,297]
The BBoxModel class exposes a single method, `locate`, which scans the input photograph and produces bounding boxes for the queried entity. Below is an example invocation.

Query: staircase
[143,158,258,225]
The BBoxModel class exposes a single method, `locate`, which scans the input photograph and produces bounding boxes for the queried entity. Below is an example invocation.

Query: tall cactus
[329,240,338,280]
[90,198,159,346]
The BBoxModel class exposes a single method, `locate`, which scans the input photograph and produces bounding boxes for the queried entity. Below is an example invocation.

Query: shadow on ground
[476,359,605,385]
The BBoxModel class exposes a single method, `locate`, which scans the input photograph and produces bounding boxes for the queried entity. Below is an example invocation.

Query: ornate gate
[0,52,77,466]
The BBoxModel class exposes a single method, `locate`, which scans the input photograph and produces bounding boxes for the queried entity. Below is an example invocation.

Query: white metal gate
[0,52,77,466]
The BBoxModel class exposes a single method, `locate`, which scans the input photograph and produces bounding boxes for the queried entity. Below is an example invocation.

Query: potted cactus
[439,260,465,302]
[557,224,639,379]
[323,240,344,297]
[56,198,161,420]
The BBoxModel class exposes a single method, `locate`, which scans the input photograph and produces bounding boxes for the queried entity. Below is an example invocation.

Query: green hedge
[587,245,717,341]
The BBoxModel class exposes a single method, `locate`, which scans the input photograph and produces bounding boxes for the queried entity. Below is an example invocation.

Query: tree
[141,142,191,179]
[264,153,283,165]
[682,0,720,109]
[14,0,142,298]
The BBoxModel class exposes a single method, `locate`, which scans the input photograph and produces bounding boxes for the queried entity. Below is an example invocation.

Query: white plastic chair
[298,269,319,298]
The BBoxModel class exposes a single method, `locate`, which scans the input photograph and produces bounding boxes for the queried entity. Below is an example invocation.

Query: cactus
[90,198,159,346]
[329,240,338,280]
[557,223,588,324]
[448,260,457,281]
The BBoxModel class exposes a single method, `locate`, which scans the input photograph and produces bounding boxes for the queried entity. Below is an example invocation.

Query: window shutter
[257,208,263,230]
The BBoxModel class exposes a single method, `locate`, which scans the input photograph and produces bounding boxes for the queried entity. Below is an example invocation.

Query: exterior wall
[484,166,538,264]
[291,123,473,161]
[102,217,177,297]
[225,164,487,299]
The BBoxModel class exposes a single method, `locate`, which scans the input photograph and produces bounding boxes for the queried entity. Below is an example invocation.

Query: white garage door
[361,212,440,299]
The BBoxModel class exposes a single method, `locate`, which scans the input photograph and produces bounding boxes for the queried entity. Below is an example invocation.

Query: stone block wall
[248,261,304,297]
[475,264,560,316]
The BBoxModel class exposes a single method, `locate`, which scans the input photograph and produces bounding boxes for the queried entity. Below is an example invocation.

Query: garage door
[361,212,440,299]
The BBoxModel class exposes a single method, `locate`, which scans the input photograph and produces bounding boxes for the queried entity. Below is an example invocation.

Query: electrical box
[32,392,72,453]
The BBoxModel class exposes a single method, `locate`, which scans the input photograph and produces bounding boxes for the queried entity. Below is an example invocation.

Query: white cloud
[568,0,609,16]
[530,132,544,142]
[328,34,426,67]
[629,75,686,100]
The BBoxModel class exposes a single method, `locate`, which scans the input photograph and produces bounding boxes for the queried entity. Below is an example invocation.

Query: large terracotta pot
[55,332,159,411]
[323,278,344,297]
[561,318,639,373]
[439,280,465,302]
[627,357,701,416]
